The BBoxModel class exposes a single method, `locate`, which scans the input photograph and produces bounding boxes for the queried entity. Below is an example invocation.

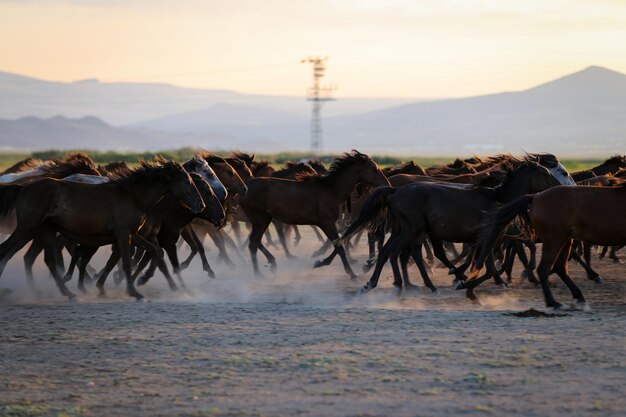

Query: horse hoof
[359,285,372,295]
[62,275,72,283]
[591,275,603,284]
[498,283,508,289]
[552,304,568,312]
[349,273,358,280]
[78,287,88,295]
[133,295,145,302]
[447,267,457,276]
[393,286,402,297]
[269,263,277,273]
[206,270,216,279]
[431,288,440,294]
[313,260,324,269]
[405,284,420,292]
[136,277,146,286]
[452,279,465,290]
[570,300,591,311]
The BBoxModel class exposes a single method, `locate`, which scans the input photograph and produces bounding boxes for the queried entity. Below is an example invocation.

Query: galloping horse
[0,160,204,300]
[472,183,626,309]
[340,162,561,294]
[240,150,390,278]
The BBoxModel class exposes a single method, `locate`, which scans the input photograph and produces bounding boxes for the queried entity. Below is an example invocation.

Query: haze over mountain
[0,70,413,125]
[1,66,625,155]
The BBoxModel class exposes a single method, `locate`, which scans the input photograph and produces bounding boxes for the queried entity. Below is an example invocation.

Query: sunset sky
[1,0,626,98]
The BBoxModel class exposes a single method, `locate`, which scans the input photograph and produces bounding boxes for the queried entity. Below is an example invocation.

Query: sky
[1,0,626,98]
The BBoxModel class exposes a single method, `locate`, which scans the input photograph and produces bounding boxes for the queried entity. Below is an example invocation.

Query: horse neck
[496,173,535,203]
[125,177,171,210]
[593,160,621,175]
[325,165,365,201]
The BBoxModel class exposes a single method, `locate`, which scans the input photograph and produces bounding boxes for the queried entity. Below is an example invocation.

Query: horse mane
[198,151,228,164]
[296,150,372,184]
[40,152,99,178]
[113,158,186,184]
[98,160,131,177]
[0,157,45,175]
[307,160,328,175]
[524,152,559,168]
[602,154,626,166]
[274,162,316,178]
[497,160,534,187]
[231,151,255,166]
[447,158,464,169]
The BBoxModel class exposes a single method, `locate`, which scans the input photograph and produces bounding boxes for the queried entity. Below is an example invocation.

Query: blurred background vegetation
[0,148,603,172]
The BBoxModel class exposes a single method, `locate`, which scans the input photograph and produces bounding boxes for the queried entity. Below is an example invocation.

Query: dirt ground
[0,229,625,417]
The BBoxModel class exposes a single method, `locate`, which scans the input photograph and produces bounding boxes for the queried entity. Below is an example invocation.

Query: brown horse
[382,161,426,177]
[571,155,626,182]
[240,150,390,278]
[0,160,204,300]
[340,161,561,294]
[472,184,626,309]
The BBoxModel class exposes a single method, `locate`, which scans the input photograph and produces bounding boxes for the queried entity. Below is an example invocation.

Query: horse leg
[423,235,435,266]
[0,227,42,280]
[317,224,357,279]
[181,225,215,278]
[410,240,438,292]
[207,226,235,267]
[117,235,144,300]
[570,248,602,283]
[430,237,466,284]
[311,226,325,243]
[231,220,243,246]
[609,246,622,263]
[161,239,188,287]
[23,238,44,293]
[274,221,296,259]
[96,246,120,297]
[293,225,302,246]
[248,214,274,276]
[362,230,412,291]
[312,239,333,258]
[134,235,177,291]
[398,246,418,291]
[552,240,587,309]
[363,232,377,272]
[38,228,75,299]
[76,246,98,294]
[536,238,570,309]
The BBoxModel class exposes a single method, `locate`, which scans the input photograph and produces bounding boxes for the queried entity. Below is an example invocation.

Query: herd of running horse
[0,150,624,310]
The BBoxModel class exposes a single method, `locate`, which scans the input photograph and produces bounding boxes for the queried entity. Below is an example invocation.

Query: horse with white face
[183,156,228,202]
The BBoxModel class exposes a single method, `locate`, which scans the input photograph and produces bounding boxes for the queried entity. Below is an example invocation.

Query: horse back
[531,186,626,245]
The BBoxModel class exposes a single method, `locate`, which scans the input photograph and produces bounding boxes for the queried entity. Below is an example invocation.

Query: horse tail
[0,184,22,217]
[339,186,396,245]
[472,195,534,274]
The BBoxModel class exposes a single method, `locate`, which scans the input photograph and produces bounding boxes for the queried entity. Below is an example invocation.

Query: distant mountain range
[1,66,625,155]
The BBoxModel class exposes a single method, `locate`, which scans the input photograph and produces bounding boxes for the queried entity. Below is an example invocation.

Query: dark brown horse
[0,160,204,300]
[382,161,426,177]
[472,184,626,309]
[240,150,390,278]
[571,155,626,182]
[340,162,560,294]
